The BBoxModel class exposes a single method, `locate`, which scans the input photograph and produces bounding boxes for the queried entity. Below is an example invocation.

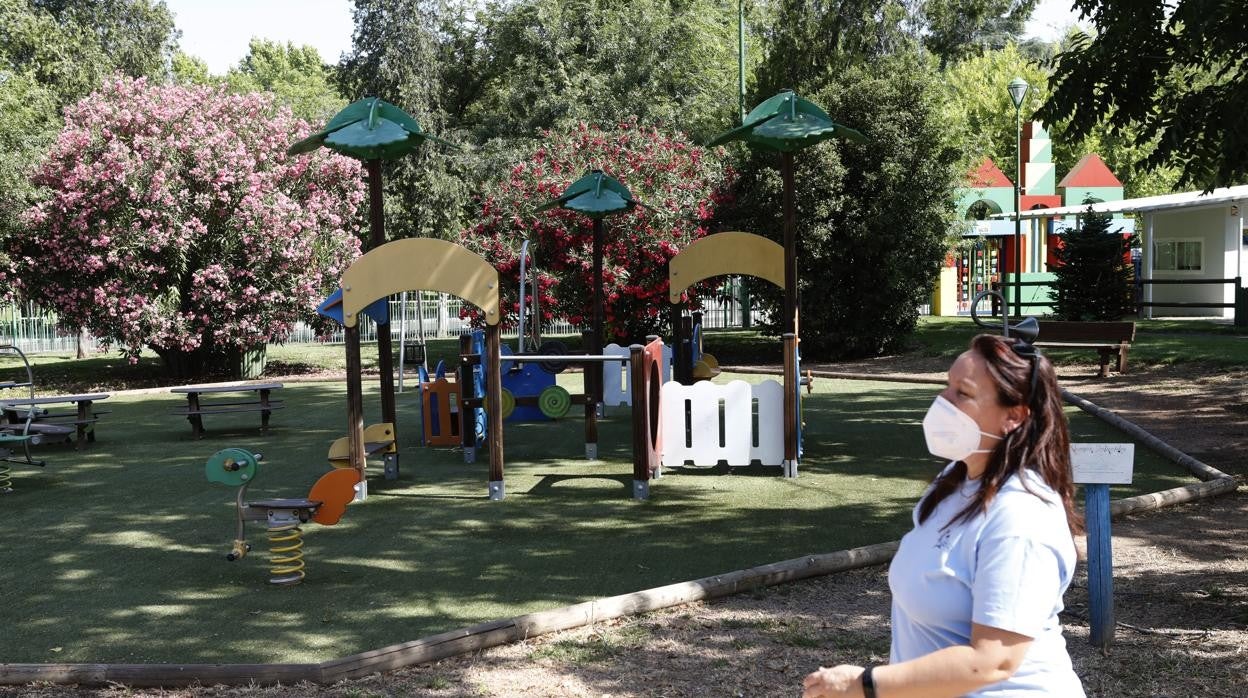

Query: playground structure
[336,238,505,499]
[665,232,802,477]
[205,447,358,585]
[456,334,666,498]
[0,345,74,491]
[0,345,40,491]
[317,291,400,479]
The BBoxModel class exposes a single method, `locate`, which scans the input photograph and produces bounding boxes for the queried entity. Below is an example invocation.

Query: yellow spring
[0,462,11,492]
[266,521,306,585]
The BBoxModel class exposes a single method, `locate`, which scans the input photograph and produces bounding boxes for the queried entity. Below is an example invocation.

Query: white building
[1008,186,1248,319]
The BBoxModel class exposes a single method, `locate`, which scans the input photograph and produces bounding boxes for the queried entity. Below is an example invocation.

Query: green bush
[1051,204,1138,321]
[716,52,959,359]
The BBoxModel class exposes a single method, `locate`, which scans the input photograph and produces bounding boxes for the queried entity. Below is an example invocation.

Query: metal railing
[0,303,98,355]
[983,277,1247,323]
[2,288,767,356]
[1135,277,1241,310]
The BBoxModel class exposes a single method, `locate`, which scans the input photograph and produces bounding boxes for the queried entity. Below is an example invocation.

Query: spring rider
[205,448,358,586]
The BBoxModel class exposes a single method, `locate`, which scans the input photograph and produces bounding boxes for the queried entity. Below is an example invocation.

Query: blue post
[1085,483,1114,649]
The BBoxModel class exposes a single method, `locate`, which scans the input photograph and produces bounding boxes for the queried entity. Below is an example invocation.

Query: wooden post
[782,333,797,478]
[629,343,648,500]
[582,330,599,460]
[679,315,694,384]
[780,152,798,336]
[485,325,505,500]
[458,334,477,463]
[669,304,685,384]
[364,159,399,450]
[1070,443,1134,651]
[591,217,605,404]
[345,324,367,499]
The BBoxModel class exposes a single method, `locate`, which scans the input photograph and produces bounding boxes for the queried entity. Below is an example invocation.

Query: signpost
[1070,443,1134,650]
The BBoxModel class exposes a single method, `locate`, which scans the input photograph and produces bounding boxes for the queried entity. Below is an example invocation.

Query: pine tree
[1051,203,1138,321]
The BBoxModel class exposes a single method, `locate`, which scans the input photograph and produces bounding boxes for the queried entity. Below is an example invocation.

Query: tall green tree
[2,0,176,104]
[228,39,345,122]
[1051,204,1137,321]
[337,0,472,240]
[942,42,1180,199]
[921,0,1037,66]
[466,0,757,143]
[718,51,960,358]
[1039,0,1248,190]
[756,1,1037,96]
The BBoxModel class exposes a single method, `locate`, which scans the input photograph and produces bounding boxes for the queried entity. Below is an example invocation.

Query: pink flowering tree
[460,120,733,341]
[10,77,365,376]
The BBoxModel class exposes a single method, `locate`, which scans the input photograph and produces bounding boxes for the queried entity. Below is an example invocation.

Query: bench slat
[174,399,285,409]
[171,405,287,416]
[1036,321,1135,343]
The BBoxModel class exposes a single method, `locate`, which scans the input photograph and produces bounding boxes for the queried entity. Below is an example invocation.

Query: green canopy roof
[287,97,456,160]
[707,90,867,153]
[534,169,649,220]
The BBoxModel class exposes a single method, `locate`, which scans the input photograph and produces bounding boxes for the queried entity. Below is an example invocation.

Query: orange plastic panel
[309,468,361,526]
[422,378,461,446]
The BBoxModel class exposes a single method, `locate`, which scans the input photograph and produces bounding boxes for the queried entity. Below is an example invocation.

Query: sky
[166,0,1088,76]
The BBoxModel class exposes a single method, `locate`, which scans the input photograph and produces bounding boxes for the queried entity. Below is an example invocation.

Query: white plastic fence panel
[750,379,784,465]
[602,343,674,408]
[660,379,783,467]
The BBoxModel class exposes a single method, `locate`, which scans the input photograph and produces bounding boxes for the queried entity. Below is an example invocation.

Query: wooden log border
[1,374,1237,689]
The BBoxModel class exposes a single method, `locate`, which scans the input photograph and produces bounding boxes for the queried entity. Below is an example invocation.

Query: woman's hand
[801,665,865,698]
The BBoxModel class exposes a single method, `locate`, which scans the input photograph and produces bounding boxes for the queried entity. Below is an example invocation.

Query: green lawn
[897,316,1248,368]
[0,372,1192,665]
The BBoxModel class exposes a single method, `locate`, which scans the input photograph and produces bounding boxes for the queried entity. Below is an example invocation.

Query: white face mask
[921,395,1002,462]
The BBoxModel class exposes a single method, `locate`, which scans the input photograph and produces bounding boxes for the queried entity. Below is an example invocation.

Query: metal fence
[0,303,98,354]
[1,288,766,356]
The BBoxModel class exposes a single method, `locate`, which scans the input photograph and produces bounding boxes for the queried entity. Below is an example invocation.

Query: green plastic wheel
[538,385,572,419]
[205,447,260,487]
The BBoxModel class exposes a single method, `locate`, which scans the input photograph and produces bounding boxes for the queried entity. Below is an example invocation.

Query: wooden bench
[1034,321,1136,377]
[170,383,284,439]
[0,393,111,449]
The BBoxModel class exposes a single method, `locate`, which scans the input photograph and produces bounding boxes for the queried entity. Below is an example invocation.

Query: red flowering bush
[9,77,365,374]
[460,120,732,341]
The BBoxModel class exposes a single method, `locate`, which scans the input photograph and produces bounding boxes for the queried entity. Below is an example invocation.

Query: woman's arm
[801,623,1032,698]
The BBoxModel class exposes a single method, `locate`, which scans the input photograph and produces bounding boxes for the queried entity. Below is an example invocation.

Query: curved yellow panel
[668,232,785,303]
[341,238,500,326]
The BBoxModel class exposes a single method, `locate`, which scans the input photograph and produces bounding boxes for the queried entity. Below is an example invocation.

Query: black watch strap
[861,665,878,698]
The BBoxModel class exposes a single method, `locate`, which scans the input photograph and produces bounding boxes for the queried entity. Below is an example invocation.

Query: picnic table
[170,382,285,439]
[0,393,112,449]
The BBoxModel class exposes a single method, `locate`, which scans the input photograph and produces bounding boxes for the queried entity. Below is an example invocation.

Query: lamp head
[1007,78,1029,109]
[1008,315,1040,344]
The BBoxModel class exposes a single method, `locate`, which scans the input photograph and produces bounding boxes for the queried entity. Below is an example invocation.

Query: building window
[1154,239,1202,272]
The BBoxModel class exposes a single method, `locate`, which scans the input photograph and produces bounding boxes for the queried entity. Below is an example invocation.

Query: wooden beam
[319,540,899,683]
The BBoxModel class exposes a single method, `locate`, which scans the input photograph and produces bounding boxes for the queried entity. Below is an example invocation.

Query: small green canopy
[287,97,456,160]
[706,90,867,153]
[535,169,649,220]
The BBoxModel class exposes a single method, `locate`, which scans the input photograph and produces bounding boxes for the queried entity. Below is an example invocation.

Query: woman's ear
[1003,404,1030,433]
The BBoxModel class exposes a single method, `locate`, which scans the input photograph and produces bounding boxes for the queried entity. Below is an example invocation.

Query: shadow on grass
[0,375,1196,666]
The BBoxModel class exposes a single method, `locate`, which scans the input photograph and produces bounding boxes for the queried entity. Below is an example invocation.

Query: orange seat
[308,468,360,525]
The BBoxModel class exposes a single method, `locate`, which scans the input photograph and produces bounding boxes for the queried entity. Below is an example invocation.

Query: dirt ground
[4,359,1245,697]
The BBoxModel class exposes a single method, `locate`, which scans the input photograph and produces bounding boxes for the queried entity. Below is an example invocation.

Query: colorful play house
[932,122,1131,315]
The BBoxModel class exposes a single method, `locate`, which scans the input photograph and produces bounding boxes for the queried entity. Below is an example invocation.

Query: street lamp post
[1008,77,1029,319]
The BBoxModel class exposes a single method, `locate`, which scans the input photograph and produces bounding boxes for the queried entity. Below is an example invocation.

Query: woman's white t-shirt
[887,466,1085,697]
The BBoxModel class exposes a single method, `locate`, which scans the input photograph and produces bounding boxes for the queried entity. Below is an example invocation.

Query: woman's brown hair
[918,334,1084,535]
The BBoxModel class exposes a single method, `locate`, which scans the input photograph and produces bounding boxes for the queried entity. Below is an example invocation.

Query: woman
[803,334,1085,697]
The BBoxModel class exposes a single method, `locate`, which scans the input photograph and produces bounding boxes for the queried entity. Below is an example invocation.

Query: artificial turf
[0,373,1191,664]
